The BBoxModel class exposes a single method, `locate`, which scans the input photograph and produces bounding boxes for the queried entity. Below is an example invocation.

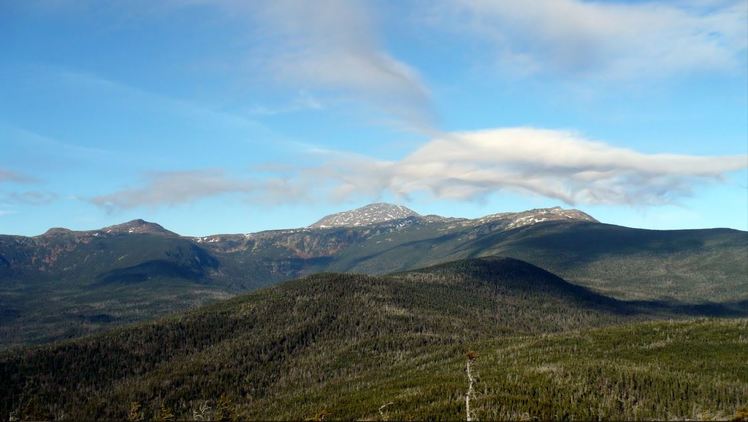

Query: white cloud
[288,128,746,205]
[90,128,748,210]
[443,0,747,79]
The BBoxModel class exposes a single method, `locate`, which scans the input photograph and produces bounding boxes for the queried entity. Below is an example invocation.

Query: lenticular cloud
[314,128,747,205]
[89,128,748,210]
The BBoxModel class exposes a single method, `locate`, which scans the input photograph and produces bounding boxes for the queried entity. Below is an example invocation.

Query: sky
[1,0,747,236]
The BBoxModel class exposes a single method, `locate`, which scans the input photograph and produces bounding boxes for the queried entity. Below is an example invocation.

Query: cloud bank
[90,128,748,211]
[308,128,747,205]
[444,0,747,78]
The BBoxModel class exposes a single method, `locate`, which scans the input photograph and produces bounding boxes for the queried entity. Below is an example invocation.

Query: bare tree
[465,351,478,421]
[379,402,394,421]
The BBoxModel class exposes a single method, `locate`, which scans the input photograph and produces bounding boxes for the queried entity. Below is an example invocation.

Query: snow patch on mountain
[310,203,420,228]
[497,207,598,230]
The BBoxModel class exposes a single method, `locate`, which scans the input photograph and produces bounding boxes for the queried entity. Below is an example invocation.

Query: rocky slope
[309,203,420,228]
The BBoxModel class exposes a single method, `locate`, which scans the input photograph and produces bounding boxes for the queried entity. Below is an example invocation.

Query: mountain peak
[40,227,74,237]
[100,219,176,236]
[479,206,598,230]
[310,203,420,228]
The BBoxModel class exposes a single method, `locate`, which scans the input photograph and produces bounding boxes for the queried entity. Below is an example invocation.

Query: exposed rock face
[310,203,420,228]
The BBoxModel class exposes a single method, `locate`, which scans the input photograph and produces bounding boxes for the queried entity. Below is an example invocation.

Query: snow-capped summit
[480,207,598,230]
[310,203,420,228]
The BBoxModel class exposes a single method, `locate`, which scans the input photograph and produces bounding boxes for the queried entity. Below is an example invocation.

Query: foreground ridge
[0,258,745,420]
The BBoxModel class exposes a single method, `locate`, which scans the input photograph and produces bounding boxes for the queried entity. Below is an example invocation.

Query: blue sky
[1,0,746,236]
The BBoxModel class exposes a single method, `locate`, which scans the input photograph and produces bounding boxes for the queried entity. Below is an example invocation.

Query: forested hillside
[328,221,748,302]
[2,257,745,420]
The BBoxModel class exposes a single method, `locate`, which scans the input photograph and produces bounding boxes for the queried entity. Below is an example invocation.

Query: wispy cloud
[210,0,436,133]
[89,128,748,210]
[0,121,115,163]
[3,191,58,206]
[14,1,436,133]
[55,68,274,135]
[245,91,324,116]
[0,168,57,207]
[89,170,255,212]
[0,169,34,184]
[440,0,747,79]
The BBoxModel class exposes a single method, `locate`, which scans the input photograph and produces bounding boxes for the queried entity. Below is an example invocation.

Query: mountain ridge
[1,203,746,349]
[38,219,177,238]
[20,203,601,238]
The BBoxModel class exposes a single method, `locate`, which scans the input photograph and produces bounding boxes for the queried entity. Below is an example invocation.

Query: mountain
[309,203,597,230]
[309,202,421,228]
[1,257,745,420]
[471,205,598,229]
[0,225,227,348]
[322,218,748,302]
[39,219,177,238]
[97,219,178,236]
[0,203,746,349]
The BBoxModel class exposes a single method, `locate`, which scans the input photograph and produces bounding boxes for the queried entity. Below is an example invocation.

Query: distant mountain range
[1,203,746,348]
[311,202,598,229]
